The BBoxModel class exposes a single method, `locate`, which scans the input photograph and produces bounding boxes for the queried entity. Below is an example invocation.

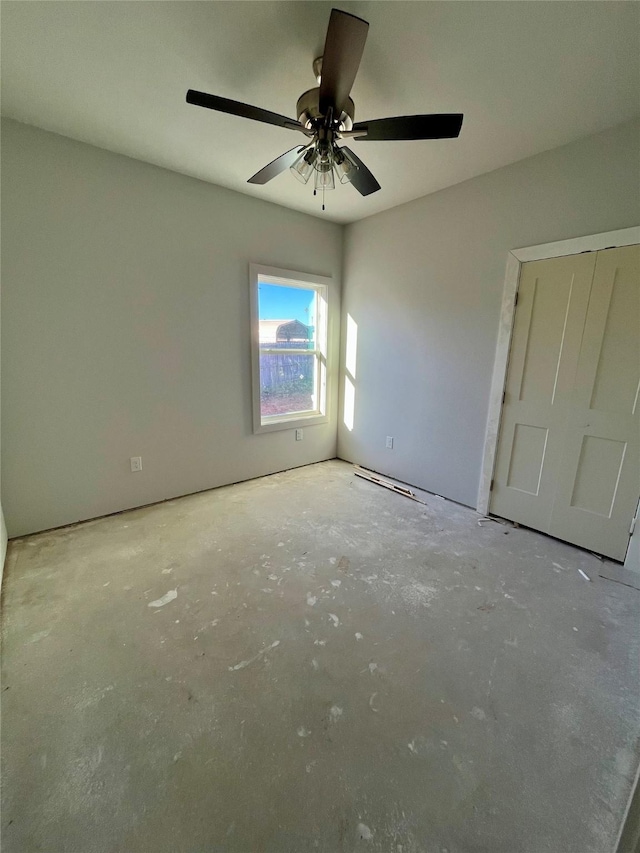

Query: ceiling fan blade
[352,114,464,141]
[247,146,309,185]
[186,90,303,132]
[340,147,380,196]
[319,9,369,117]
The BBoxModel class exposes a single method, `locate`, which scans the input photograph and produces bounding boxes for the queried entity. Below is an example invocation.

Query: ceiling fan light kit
[186,8,464,210]
[290,137,358,209]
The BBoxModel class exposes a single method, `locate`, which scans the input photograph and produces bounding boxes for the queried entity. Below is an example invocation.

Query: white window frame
[250,263,331,434]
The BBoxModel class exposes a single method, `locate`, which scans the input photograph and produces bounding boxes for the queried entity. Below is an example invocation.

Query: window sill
[254,411,329,435]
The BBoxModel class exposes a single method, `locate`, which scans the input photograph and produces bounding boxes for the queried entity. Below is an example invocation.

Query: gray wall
[3,117,638,540]
[338,119,640,508]
[0,261,6,579]
[1,119,342,537]
[0,513,6,583]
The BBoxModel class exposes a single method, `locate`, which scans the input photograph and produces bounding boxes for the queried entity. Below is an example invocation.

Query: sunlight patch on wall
[343,314,358,431]
[344,376,356,432]
[346,313,358,378]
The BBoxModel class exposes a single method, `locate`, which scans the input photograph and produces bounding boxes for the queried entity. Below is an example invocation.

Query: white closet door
[491,245,639,561]
[491,253,596,532]
[549,245,640,561]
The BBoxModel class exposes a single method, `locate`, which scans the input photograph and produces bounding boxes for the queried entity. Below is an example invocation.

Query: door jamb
[476,226,640,516]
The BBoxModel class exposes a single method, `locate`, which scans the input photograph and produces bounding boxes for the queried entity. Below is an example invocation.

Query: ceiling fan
[186,8,463,208]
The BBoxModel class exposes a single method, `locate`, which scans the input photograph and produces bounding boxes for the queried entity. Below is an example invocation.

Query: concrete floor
[2,460,639,853]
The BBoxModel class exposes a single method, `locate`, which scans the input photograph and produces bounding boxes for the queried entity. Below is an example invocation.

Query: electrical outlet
[130,456,143,472]
[385,436,394,449]
[295,429,303,441]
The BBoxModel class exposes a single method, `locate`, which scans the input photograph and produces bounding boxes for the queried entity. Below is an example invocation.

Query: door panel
[549,245,640,560]
[491,253,596,532]
[506,424,549,495]
[570,435,626,517]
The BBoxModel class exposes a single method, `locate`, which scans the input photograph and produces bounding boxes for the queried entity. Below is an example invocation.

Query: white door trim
[477,226,640,516]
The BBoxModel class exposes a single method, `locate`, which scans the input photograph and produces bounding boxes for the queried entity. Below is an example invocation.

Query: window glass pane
[258,283,316,349]
[258,281,318,420]
[260,353,316,417]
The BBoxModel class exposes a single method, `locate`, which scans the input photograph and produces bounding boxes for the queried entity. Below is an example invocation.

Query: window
[250,264,330,433]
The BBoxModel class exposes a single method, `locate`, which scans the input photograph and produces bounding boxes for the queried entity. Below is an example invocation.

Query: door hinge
[502,390,507,405]
[490,479,495,492]
[631,517,637,537]
[514,291,519,307]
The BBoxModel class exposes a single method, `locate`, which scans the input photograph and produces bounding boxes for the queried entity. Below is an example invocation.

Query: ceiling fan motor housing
[296,87,354,132]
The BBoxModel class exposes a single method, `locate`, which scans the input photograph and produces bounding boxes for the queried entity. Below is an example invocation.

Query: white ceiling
[2,1,638,224]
